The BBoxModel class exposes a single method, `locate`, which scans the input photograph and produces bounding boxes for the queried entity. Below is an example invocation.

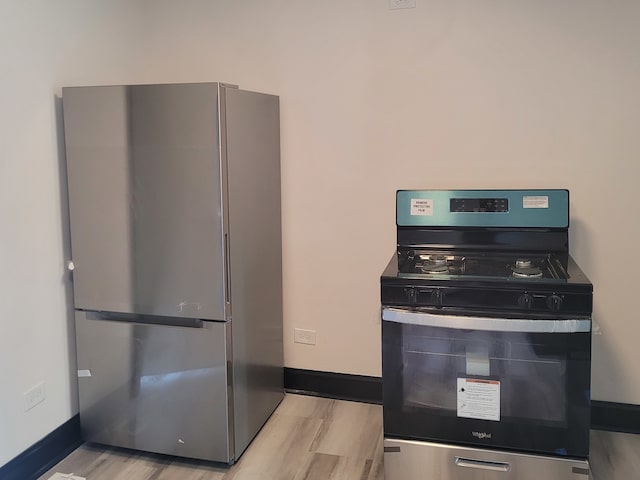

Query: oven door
[382,308,591,458]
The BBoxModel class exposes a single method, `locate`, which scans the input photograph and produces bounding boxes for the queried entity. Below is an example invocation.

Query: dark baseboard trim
[284,368,640,434]
[284,367,382,405]
[0,414,82,480]
[591,400,640,434]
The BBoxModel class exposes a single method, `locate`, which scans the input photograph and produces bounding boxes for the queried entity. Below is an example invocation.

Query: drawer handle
[455,456,510,472]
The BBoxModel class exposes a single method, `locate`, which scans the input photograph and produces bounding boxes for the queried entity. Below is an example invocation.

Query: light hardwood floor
[40,394,383,480]
[40,394,637,480]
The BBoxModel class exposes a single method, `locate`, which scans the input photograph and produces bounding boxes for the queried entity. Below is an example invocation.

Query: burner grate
[400,250,566,281]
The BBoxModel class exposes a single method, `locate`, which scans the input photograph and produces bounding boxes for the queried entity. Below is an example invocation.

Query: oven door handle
[382,308,591,333]
[454,456,511,472]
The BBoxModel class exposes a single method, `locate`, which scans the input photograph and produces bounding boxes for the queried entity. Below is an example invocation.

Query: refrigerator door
[75,311,233,462]
[63,84,226,320]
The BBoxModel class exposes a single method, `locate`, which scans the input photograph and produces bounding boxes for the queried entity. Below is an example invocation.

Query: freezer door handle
[84,311,205,328]
[454,456,511,472]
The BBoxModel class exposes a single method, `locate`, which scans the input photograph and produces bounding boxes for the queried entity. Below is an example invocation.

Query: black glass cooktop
[397,250,569,281]
[382,249,592,315]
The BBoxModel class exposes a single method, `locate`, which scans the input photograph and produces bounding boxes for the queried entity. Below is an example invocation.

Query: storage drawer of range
[381,285,592,315]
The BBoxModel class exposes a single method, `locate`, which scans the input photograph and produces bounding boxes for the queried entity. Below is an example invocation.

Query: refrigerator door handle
[224,233,231,305]
[84,311,205,328]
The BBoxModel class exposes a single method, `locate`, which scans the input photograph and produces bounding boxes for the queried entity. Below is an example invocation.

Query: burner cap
[421,264,450,274]
[512,266,543,278]
[515,259,533,268]
[420,255,447,265]
[432,256,447,266]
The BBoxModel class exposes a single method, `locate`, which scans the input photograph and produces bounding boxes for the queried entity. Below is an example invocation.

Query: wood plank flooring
[39,394,382,480]
[40,394,637,480]
[590,429,640,480]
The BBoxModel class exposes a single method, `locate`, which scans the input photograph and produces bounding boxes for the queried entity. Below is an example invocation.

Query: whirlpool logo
[472,431,492,440]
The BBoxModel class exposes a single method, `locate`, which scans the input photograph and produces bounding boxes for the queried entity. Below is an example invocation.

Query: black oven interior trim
[284,368,640,434]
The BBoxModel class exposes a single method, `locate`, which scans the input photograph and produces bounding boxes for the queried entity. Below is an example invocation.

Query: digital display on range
[450,198,508,213]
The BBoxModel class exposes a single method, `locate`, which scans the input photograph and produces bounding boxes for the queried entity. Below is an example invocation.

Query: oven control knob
[431,289,445,307]
[546,295,563,311]
[405,288,418,304]
[517,293,534,309]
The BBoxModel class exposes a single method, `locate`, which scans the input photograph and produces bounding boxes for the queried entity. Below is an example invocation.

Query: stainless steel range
[380,189,593,479]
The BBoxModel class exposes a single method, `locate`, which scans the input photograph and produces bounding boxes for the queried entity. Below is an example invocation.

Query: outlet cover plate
[389,0,416,9]
[294,328,317,345]
[24,382,46,412]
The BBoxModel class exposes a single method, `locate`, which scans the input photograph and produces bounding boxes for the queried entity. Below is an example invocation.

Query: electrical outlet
[24,382,46,412]
[389,0,416,10]
[294,328,317,345]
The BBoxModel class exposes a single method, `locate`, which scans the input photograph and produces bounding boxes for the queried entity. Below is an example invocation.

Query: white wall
[0,0,146,467]
[2,0,640,467]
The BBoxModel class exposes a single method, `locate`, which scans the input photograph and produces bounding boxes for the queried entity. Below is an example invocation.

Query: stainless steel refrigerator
[62,82,283,463]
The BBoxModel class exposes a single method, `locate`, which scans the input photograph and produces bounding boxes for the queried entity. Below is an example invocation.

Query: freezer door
[63,84,226,319]
[75,311,233,462]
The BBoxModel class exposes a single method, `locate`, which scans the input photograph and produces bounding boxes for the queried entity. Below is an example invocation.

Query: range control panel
[396,189,569,228]
[381,285,592,316]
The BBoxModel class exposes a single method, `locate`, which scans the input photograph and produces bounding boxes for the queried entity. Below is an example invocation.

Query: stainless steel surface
[63,83,226,320]
[219,83,232,320]
[223,87,284,458]
[75,311,231,462]
[384,437,590,479]
[382,307,592,333]
[63,82,284,464]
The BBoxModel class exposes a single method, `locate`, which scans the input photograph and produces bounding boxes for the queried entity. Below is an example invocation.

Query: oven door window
[403,329,566,424]
[382,316,591,457]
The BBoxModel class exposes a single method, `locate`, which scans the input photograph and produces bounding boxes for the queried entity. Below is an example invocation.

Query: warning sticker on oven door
[457,378,500,422]
[410,198,434,216]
